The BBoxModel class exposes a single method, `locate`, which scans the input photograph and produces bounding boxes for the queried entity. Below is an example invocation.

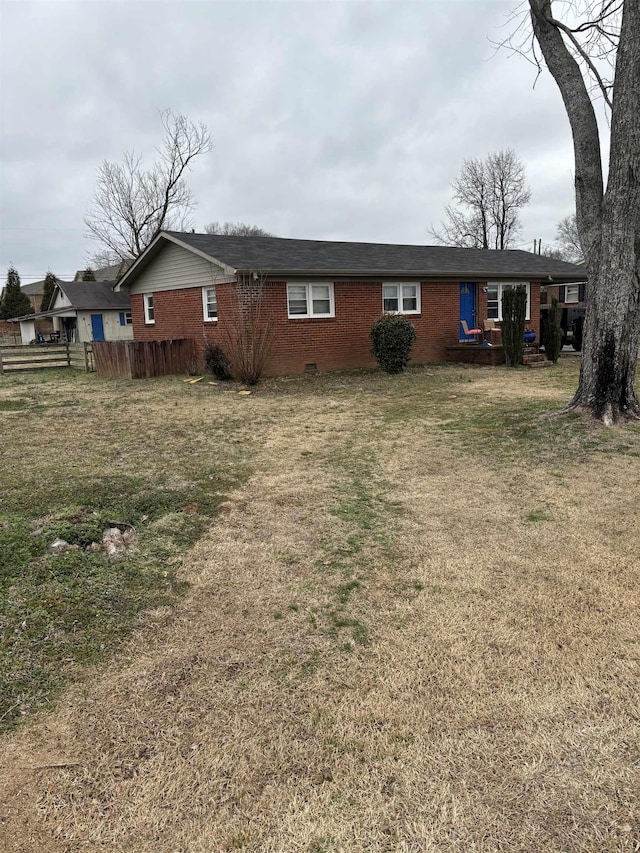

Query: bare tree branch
[84,110,213,261]
[545,10,613,107]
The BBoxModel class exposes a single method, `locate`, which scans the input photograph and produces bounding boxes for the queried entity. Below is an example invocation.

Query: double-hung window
[143,293,155,324]
[202,286,218,321]
[565,284,579,303]
[486,282,530,321]
[382,283,420,315]
[287,283,334,319]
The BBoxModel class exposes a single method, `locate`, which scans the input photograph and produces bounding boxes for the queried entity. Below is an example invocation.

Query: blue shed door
[459,283,476,341]
[90,314,105,341]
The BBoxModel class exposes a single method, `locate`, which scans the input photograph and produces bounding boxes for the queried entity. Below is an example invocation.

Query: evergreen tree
[41,271,58,312]
[1,266,32,319]
[543,297,563,364]
[501,286,527,368]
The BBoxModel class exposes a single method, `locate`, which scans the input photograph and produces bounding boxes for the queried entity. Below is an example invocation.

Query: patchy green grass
[0,371,253,731]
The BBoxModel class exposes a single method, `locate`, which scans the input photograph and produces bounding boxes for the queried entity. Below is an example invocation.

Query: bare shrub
[222,273,274,386]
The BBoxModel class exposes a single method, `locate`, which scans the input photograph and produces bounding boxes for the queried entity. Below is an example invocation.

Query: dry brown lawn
[1,361,639,852]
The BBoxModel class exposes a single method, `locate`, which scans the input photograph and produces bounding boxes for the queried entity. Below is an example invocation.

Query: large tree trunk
[530,0,640,424]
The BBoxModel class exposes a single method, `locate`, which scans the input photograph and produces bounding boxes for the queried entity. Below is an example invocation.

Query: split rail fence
[0,343,94,374]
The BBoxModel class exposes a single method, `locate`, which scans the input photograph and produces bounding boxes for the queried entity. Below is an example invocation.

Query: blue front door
[90,314,105,341]
[459,283,476,341]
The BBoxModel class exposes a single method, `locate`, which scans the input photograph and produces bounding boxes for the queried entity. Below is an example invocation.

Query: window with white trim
[143,294,155,324]
[382,283,420,315]
[119,311,133,326]
[486,282,530,321]
[287,283,334,318]
[202,286,218,321]
[565,284,579,303]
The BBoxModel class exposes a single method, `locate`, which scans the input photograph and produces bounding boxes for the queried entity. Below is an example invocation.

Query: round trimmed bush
[370,314,417,374]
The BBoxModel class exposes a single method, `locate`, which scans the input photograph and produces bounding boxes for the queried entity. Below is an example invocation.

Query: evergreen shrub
[370,314,416,374]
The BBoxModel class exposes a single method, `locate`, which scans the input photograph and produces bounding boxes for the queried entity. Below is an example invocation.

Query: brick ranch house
[115,231,588,376]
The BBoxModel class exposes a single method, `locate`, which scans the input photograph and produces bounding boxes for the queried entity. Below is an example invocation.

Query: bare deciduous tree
[85,110,212,262]
[86,247,127,270]
[518,0,639,423]
[431,149,531,249]
[540,215,584,261]
[204,222,274,237]
[556,213,583,263]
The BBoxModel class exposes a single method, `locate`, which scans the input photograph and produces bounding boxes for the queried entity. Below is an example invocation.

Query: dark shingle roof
[73,261,133,281]
[163,231,587,281]
[57,281,131,310]
[20,277,65,295]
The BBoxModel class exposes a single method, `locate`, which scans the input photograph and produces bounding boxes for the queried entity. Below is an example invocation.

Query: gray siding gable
[127,241,235,295]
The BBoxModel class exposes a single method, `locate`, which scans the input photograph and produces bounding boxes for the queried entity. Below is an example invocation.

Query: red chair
[460,320,482,343]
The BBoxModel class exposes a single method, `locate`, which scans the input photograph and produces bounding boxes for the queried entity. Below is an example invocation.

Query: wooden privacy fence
[92,339,197,379]
[0,343,94,373]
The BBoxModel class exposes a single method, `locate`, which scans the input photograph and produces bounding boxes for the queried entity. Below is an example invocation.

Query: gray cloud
[1,0,585,282]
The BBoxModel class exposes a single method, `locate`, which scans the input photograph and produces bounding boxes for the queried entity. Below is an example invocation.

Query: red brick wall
[131,280,543,376]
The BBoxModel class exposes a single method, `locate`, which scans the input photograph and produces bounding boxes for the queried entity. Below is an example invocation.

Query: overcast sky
[1,0,598,283]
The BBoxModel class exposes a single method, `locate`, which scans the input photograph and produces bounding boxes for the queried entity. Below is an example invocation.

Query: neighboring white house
[14,280,133,344]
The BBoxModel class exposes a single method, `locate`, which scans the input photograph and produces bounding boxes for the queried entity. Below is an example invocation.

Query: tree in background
[204,222,274,237]
[541,245,569,261]
[542,214,584,262]
[0,266,32,319]
[87,248,130,271]
[431,149,531,249]
[506,1,639,423]
[41,271,58,312]
[555,214,583,263]
[85,110,213,262]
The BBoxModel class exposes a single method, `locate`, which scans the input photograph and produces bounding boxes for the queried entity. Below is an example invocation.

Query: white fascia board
[49,284,63,309]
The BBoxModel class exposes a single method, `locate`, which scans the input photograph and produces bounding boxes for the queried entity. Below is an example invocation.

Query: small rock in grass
[102,527,127,559]
[48,537,78,555]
